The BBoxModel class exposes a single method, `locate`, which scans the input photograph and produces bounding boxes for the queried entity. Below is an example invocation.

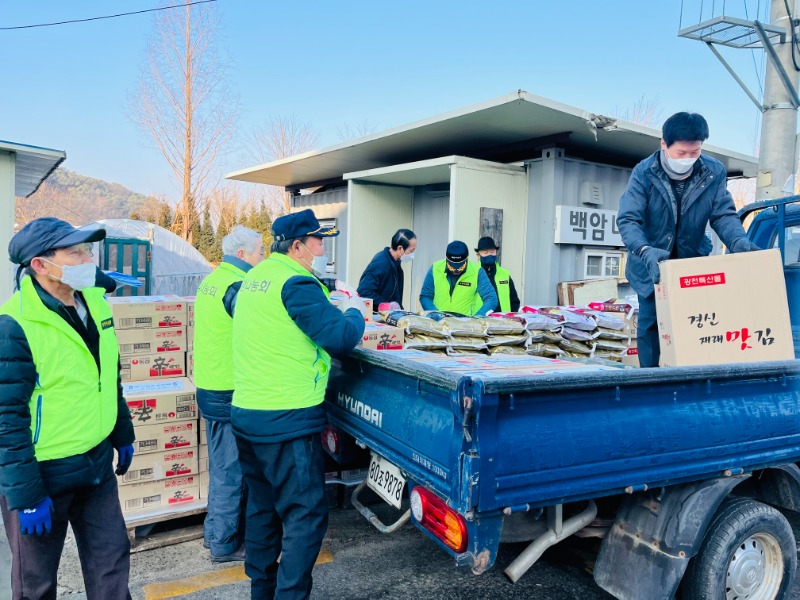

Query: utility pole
[757,0,800,200]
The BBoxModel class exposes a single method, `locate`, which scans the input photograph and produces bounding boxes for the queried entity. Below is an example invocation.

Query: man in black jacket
[357,229,416,309]
[0,218,135,600]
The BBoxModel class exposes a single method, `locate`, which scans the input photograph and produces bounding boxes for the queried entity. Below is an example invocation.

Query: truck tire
[682,496,796,600]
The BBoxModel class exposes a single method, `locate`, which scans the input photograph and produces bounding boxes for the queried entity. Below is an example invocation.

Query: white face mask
[312,254,328,274]
[665,150,699,174]
[400,251,415,263]
[42,259,96,291]
[300,242,328,274]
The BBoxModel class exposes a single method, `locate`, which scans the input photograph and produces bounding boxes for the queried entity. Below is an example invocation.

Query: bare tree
[15,182,96,228]
[728,178,756,211]
[612,95,665,128]
[246,115,319,214]
[128,0,237,244]
[336,119,380,141]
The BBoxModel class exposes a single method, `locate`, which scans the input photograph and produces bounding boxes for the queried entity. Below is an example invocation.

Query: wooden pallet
[124,500,207,552]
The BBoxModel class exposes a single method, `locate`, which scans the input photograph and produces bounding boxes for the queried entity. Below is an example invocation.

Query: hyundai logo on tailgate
[338,393,383,428]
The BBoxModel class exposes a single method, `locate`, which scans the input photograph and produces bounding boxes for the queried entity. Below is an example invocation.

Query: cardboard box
[330,295,374,322]
[118,447,199,486]
[116,327,187,357]
[118,476,200,514]
[655,250,794,367]
[199,419,207,445]
[120,353,185,382]
[199,443,209,472]
[132,421,198,455]
[621,344,639,368]
[360,322,404,350]
[186,325,195,351]
[108,295,187,330]
[124,377,198,426]
[184,296,196,326]
[199,470,209,500]
[186,350,194,378]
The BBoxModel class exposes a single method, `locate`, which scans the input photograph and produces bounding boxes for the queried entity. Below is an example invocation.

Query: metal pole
[706,42,765,111]
[757,0,799,200]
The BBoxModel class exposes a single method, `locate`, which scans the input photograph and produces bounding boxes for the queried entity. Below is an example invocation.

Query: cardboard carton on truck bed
[655,249,794,367]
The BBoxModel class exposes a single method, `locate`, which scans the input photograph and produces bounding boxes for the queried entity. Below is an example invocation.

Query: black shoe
[210,545,245,563]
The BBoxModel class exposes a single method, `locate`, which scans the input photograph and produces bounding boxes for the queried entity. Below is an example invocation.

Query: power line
[0,0,217,31]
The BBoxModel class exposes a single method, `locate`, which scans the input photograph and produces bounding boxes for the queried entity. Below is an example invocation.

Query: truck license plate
[366,452,406,509]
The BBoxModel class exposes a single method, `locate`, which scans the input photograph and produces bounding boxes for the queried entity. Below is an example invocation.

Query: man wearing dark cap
[231,209,365,599]
[474,236,520,313]
[419,240,498,316]
[0,217,135,599]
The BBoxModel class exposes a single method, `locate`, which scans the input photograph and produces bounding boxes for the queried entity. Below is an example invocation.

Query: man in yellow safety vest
[419,240,497,316]
[474,236,520,313]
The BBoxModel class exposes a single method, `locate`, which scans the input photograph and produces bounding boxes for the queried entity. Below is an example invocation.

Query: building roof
[0,140,66,197]
[226,90,759,190]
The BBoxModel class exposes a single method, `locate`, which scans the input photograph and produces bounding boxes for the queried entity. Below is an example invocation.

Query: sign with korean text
[554,206,623,246]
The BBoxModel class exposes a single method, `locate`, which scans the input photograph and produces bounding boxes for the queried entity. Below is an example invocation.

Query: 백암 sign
[554,206,623,246]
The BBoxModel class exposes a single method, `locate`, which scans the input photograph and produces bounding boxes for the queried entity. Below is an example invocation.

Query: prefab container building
[228,91,757,310]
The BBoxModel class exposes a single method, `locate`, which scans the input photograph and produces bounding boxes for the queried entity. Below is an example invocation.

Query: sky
[0,0,779,200]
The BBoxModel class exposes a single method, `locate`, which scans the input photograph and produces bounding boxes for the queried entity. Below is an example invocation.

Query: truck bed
[325,349,800,515]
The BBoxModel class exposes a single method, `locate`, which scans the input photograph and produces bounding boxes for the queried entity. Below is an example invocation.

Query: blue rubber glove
[641,247,671,284]
[729,238,761,253]
[115,444,134,476]
[19,497,53,536]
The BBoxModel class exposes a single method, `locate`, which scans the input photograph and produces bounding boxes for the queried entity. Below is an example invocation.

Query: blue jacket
[357,247,404,307]
[617,151,749,296]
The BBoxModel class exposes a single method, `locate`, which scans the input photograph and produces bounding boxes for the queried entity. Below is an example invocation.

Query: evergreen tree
[197,202,216,261]
[158,201,173,229]
[238,204,250,225]
[255,198,274,249]
[189,197,202,248]
[210,211,229,263]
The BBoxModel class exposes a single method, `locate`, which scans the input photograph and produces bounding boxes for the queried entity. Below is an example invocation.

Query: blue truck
[323,196,800,599]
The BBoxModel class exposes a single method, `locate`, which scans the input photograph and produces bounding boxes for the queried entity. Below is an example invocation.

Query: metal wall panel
[292,188,348,279]
[410,187,450,311]
[524,153,633,305]
[347,182,413,294]
[451,163,529,302]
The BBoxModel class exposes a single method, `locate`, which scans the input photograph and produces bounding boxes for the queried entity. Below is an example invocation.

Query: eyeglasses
[66,243,94,258]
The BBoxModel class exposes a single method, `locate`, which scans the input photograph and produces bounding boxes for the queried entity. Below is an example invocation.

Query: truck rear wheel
[682,497,796,600]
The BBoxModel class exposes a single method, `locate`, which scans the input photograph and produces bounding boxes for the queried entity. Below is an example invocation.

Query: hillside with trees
[15,167,153,229]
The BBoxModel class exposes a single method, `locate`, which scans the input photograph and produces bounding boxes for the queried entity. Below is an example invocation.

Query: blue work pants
[637,292,660,368]
[203,417,246,556]
[235,433,328,600]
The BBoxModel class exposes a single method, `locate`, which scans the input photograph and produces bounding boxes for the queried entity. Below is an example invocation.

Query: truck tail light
[410,486,467,553]
[322,425,339,455]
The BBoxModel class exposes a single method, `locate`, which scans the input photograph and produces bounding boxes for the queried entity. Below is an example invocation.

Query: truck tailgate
[326,350,800,515]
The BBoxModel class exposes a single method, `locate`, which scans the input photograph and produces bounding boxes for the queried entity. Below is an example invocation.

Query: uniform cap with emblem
[9,217,106,267]
[445,240,469,263]
[271,209,339,241]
